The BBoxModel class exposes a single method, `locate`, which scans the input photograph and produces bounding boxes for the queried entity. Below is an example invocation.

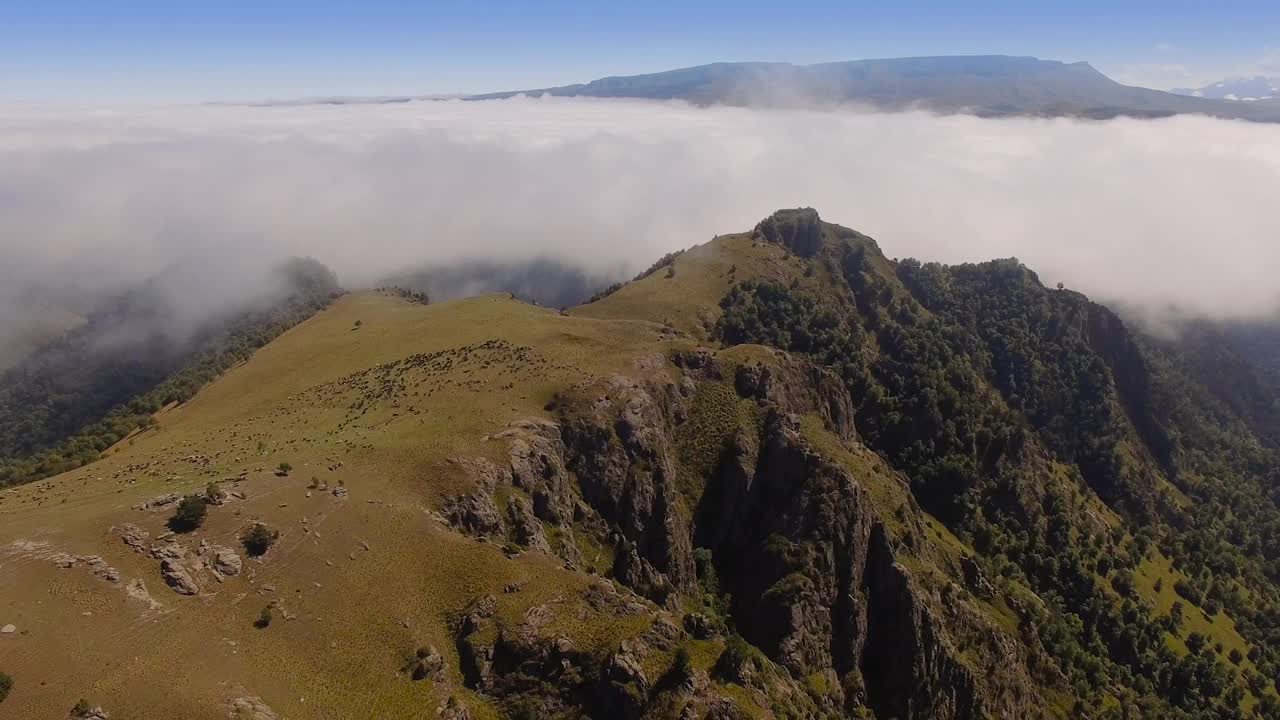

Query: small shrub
[168,495,209,533]
[276,462,292,476]
[71,699,91,717]
[254,605,273,629]
[0,671,12,704]
[241,523,279,557]
[673,646,693,679]
[1229,648,1244,665]
[715,634,760,683]
[205,481,226,504]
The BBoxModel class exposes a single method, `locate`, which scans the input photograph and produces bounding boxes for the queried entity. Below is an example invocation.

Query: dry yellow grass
[0,291,683,719]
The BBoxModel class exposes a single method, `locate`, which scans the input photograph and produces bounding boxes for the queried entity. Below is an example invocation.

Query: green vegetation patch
[674,381,761,504]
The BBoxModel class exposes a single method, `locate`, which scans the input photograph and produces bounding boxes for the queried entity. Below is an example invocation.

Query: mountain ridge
[2,210,1280,718]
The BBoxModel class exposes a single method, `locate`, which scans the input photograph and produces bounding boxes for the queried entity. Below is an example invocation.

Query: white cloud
[0,97,1277,341]
[1108,63,1204,90]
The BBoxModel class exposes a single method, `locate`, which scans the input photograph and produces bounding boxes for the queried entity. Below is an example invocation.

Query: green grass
[0,291,694,719]
[574,233,797,339]
[674,381,761,504]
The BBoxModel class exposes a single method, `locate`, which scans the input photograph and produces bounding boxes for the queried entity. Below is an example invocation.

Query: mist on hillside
[1,97,1278,351]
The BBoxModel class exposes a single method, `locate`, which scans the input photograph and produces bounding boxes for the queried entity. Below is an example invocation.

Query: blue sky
[1,0,1277,102]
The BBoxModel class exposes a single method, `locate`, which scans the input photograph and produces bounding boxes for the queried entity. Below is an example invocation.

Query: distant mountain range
[1172,76,1280,103]
[468,55,1280,121]
[239,56,1280,123]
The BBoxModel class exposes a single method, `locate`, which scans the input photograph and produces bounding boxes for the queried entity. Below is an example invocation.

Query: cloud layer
[1,97,1277,344]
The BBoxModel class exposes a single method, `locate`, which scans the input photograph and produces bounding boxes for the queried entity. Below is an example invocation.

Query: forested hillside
[589,208,1280,718]
[0,258,340,486]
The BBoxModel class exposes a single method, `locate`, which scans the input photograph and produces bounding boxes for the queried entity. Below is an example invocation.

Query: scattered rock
[1,623,15,634]
[437,696,471,720]
[408,645,446,681]
[82,556,121,584]
[227,695,278,720]
[114,524,151,555]
[160,559,199,596]
[49,553,121,583]
[684,612,719,640]
[200,541,243,577]
[135,492,181,511]
[704,697,751,720]
[125,578,165,612]
[69,704,111,720]
[153,542,187,562]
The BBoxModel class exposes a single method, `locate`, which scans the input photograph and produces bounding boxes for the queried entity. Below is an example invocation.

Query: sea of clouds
[0,96,1277,348]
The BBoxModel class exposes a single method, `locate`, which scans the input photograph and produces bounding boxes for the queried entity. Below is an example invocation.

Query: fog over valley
[1,97,1277,348]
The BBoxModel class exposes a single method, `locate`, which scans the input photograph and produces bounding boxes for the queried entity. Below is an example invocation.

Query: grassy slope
[0,219,1189,718]
[0,291,680,719]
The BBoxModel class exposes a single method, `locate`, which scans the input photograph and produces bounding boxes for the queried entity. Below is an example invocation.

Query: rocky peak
[753,208,825,257]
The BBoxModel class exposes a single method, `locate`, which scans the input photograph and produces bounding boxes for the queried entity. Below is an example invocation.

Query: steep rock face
[861,525,983,720]
[442,457,509,538]
[753,208,825,257]
[733,359,857,444]
[436,342,1041,717]
[1080,302,1173,472]
[694,409,1027,718]
[560,375,698,605]
[544,353,1041,718]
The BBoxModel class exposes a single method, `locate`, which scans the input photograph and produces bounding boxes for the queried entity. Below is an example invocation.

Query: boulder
[409,645,445,681]
[160,559,199,596]
[226,696,277,720]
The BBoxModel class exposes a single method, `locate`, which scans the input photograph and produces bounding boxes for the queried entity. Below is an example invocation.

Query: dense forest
[714,215,1280,719]
[0,258,340,486]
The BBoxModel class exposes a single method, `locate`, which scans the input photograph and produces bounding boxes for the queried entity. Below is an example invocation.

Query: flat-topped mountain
[470,55,1280,122]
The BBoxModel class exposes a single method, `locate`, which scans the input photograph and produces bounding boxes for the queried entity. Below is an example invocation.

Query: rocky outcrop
[114,524,151,555]
[753,208,825,257]
[505,496,551,553]
[442,458,507,538]
[560,375,697,606]
[199,540,243,578]
[733,358,857,444]
[500,418,577,526]
[439,346,1040,718]
[407,645,446,681]
[226,695,277,720]
[548,354,1042,718]
[160,559,199,596]
[125,578,165,612]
